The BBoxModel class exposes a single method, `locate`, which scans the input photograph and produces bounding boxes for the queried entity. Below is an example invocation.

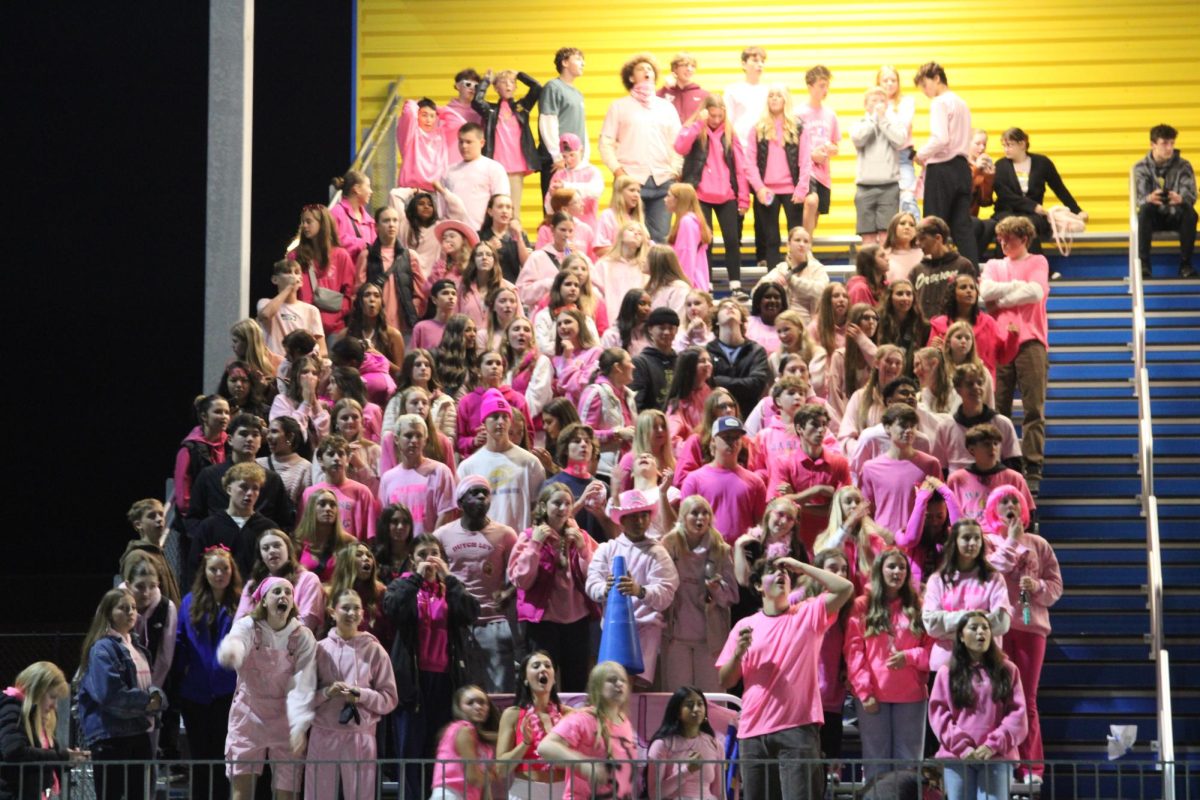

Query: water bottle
[1019,587,1031,626]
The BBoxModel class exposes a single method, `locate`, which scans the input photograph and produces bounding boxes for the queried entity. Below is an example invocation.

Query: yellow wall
[357,0,1200,236]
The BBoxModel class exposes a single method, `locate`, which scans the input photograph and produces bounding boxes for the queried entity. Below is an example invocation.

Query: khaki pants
[995,340,1047,480]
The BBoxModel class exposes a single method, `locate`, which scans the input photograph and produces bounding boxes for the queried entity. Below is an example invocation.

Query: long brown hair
[948,613,1013,709]
[842,303,878,399]
[814,283,849,354]
[856,344,905,430]
[293,204,340,270]
[188,547,244,628]
[78,589,135,679]
[863,548,924,637]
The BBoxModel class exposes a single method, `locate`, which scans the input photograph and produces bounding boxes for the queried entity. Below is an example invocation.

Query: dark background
[7,2,351,629]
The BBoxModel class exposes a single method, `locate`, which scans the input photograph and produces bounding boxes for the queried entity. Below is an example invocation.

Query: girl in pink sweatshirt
[646,686,726,800]
[929,613,1028,800]
[844,548,933,781]
[921,520,1011,673]
[981,485,1062,781]
[305,588,398,800]
[897,476,961,588]
[665,183,713,291]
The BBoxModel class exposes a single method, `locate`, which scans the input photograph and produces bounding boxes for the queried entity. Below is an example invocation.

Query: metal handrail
[1129,172,1174,789]
[328,78,404,206]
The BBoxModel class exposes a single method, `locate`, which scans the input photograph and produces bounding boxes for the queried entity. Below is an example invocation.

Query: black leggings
[702,200,743,284]
[526,616,593,693]
[753,193,803,264]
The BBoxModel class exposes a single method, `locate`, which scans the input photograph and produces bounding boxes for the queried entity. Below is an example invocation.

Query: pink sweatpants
[304,726,378,800]
[1003,627,1046,777]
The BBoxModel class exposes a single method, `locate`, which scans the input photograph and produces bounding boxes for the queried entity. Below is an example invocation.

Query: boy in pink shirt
[774,403,851,551]
[434,475,518,693]
[443,123,511,230]
[441,69,484,167]
[913,62,978,265]
[377,414,458,536]
[679,417,767,545]
[300,435,378,541]
[257,259,325,358]
[798,66,840,234]
[748,376,808,486]
[980,215,1049,493]
[396,98,450,192]
[946,423,1035,522]
[859,404,943,536]
[717,554,854,800]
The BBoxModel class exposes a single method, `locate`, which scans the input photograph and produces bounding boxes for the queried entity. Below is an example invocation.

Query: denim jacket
[76,635,162,746]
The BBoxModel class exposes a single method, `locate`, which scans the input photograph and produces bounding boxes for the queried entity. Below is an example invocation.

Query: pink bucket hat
[434,219,480,248]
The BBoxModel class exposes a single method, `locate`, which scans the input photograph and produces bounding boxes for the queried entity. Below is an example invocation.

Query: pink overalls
[222,618,316,791]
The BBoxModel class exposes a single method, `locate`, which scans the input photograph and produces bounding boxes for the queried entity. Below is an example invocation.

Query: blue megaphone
[596,555,645,675]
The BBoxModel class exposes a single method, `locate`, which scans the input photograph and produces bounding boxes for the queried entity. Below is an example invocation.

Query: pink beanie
[479,388,512,420]
[456,475,491,501]
[250,576,291,608]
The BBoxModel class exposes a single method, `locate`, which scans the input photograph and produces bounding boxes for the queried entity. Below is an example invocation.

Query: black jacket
[0,694,66,800]
[185,510,279,591]
[365,240,421,329]
[187,460,294,532]
[631,347,677,411]
[383,573,480,710]
[473,72,542,173]
[992,153,1080,217]
[681,132,739,200]
[705,338,772,419]
[756,129,801,187]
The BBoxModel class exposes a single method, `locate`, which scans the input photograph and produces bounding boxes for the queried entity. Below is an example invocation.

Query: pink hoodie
[844,595,932,704]
[396,100,449,191]
[173,427,227,516]
[311,630,398,731]
[930,660,1028,759]
[983,485,1062,637]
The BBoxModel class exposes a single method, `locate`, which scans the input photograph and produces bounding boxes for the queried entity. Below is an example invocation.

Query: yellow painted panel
[358,0,1200,235]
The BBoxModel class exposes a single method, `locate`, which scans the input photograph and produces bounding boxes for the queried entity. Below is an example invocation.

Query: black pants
[180,696,233,800]
[526,616,592,693]
[92,732,153,800]
[923,156,979,266]
[753,193,803,264]
[702,200,743,284]
[1138,204,1197,268]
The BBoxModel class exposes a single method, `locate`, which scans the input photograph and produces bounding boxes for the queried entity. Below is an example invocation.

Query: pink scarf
[630,82,655,108]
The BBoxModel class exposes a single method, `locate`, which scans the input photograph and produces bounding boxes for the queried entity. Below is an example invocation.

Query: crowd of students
[1,48,1082,800]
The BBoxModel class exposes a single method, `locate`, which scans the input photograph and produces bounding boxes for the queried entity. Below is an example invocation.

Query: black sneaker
[1180,262,1196,278]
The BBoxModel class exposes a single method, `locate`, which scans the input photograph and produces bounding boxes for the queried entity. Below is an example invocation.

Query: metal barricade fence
[1,756,1193,800]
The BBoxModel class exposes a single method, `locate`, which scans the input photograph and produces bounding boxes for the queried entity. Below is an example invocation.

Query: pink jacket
[930,661,1028,759]
[844,595,933,704]
[173,427,227,516]
[330,199,377,266]
[508,526,598,624]
[671,213,710,292]
[551,347,602,406]
[311,630,398,732]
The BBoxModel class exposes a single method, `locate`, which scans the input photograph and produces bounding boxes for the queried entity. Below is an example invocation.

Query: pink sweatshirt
[915,90,971,166]
[289,247,358,335]
[985,532,1062,637]
[674,121,750,208]
[647,733,725,800]
[585,535,680,630]
[859,451,943,536]
[922,567,1012,671]
[301,479,378,541]
[440,99,482,166]
[930,661,1028,760]
[896,484,962,586]
[798,104,839,188]
[672,213,710,292]
[844,595,933,704]
[981,254,1050,350]
[746,120,811,197]
[456,385,533,459]
[396,100,449,191]
[551,346,602,406]
[311,630,398,732]
[173,427,227,515]
[946,468,1035,523]
[508,526,598,624]
[544,163,604,229]
[927,313,1020,384]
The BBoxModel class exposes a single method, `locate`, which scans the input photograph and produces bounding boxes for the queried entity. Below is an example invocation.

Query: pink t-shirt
[433,720,495,800]
[434,519,518,623]
[716,597,834,737]
[377,459,457,537]
[549,710,638,800]
[647,733,725,800]
[411,318,447,351]
[256,298,323,356]
[680,464,767,545]
[982,254,1050,349]
[301,479,378,541]
[493,104,528,173]
[798,104,840,188]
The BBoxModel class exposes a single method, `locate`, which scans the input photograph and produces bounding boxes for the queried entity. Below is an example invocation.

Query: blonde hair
[613,221,651,264]
[663,496,730,559]
[754,84,799,146]
[667,183,712,246]
[632,409,675,470]
[231,319,277,379]
[584,661,630,762]
[815,486,887,578]
[943,320,987,373]
[876,65,902,103]
[774,309,818,361]
[12,662,68,748]
[915,346,954,413]
[607,176,646,230]
[857,344,905,430]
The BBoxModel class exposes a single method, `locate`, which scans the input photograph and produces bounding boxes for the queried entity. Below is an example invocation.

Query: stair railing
[1129,170,1175,795]
[328,79,404,212]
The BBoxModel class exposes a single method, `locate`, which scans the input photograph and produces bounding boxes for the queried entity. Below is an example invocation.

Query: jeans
[641,177,674,243]
[739,723,822,800]
[469,618,516,693]
[943,760,1013,800]
[92,732,153,800]
[702,199,743,284]
[995,340,1047,481]
[854,698,927,781]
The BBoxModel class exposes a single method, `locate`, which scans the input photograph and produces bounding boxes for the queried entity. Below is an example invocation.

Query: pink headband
[250,576,290,608]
